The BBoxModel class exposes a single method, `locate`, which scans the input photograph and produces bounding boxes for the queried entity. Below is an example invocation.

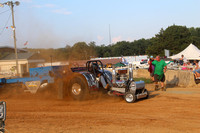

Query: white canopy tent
[170,43,200,60]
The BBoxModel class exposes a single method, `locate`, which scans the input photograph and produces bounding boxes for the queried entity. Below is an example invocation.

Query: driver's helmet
[92,63,99,71]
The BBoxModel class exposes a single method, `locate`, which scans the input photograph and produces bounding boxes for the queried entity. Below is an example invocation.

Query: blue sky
[0,0,200,48]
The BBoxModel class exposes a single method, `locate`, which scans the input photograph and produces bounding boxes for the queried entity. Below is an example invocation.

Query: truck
[0,60,149,103]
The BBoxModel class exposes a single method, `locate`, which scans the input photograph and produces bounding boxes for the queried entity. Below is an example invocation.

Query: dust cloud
[15,9,64,49]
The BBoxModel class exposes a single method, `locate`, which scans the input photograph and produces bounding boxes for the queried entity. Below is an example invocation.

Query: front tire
[69,76,88,100]
[124,92,136,103]
[144,89,149,99]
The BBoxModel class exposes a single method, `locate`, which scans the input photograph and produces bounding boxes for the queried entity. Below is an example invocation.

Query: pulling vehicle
[71,60,149,103]
[0,60,149,103]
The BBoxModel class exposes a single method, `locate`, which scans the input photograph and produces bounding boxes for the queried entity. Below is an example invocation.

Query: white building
[0,50,45,78]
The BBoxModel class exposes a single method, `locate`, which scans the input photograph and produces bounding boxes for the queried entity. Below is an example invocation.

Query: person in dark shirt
[148,56,155,81]
[92,63,110,89]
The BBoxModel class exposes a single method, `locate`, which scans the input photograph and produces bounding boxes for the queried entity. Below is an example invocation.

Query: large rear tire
[69,76,88,100]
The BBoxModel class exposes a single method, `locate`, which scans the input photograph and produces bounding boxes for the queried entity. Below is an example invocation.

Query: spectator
[182,62,188,70]
[186,61,193,70]
[152,55,167,91]
[121,55,128,65]
[193,60,200,79]
[193,60,199,70]
[187,61,191,66]
[179,55,187,65]
[167,59,174,65]
[148,56,155,81]
[194,71,200,78]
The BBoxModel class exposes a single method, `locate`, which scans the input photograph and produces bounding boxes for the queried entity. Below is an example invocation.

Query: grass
[133,78,153,84]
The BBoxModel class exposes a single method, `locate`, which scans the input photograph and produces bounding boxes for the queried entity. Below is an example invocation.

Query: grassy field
[134,78,153,84]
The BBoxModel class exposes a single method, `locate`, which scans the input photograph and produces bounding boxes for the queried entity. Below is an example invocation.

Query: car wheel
[124,92,136,103]
[144,88,149,99]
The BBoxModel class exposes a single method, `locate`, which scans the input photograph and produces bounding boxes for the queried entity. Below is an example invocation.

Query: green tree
[147,25,191,56]
[131,39,151,55]
[112,41,132,56]
[189,27,200,48]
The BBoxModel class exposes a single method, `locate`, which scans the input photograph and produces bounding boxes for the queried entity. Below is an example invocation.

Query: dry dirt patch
[0,84,200,133]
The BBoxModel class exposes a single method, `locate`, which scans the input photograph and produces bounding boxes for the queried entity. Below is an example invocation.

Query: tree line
[28,25,200,62]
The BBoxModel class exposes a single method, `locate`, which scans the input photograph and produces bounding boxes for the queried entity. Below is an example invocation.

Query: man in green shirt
[152,55,167,91]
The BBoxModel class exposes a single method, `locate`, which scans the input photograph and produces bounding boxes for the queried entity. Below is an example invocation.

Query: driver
[92,63,110,90]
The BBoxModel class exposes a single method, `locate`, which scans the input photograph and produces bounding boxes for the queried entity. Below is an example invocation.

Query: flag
[24,41,28,46]
[164,49,170,57]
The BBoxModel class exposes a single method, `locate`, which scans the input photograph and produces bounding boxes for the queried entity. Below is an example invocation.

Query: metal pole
[11,2,19,76]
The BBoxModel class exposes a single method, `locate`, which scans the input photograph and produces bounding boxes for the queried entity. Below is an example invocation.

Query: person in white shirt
[121,55,128,65]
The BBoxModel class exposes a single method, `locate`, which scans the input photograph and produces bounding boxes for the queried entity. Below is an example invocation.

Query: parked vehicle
[140,59,148,64]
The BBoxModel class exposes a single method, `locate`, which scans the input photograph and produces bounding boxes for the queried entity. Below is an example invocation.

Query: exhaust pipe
[129,64,133,81]
[136,92,148,99]
[112,65,116,84]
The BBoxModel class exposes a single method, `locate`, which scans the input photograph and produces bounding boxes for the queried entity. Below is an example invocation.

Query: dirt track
[1,84,200,133]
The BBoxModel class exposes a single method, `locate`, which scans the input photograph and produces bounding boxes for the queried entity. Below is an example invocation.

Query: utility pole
[0,1,20,76]
[11,2,19,75]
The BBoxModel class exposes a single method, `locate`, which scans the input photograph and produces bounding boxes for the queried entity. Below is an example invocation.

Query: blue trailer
[0,66,70,97]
